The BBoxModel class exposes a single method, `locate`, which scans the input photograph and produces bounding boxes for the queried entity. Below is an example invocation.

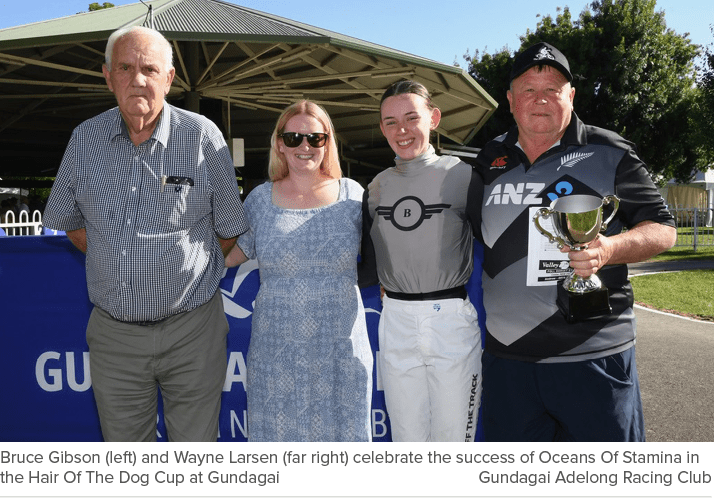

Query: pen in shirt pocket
[162,175,195,192]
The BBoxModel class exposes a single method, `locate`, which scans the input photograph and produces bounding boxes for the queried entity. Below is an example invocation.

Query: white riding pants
[378,295,482,442]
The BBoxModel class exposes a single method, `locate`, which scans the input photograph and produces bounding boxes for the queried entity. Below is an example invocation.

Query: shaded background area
[0,0,496,191]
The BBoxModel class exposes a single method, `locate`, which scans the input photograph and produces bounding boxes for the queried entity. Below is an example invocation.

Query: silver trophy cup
[533,194,619,321]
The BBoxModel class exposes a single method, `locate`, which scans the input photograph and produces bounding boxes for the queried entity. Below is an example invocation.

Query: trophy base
[557,285,612,323]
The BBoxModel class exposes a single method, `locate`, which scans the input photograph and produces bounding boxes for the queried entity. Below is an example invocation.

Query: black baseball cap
[510,42,573,83]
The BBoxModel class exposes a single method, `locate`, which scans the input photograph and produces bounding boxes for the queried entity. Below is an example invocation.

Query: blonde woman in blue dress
[226,100,373,442]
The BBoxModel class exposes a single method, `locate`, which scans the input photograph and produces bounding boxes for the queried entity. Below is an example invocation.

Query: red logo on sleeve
[491,156,508,168]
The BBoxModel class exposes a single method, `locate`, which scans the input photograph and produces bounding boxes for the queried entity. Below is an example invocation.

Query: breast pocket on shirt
[158,177,208,229]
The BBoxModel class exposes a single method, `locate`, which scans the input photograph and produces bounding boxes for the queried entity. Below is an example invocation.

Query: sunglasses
[279,132,329,148]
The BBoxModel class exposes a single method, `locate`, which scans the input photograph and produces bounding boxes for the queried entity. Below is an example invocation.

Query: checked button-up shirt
[44,103,248,323]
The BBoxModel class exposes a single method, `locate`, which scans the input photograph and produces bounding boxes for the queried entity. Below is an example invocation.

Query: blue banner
[0,236,484,442]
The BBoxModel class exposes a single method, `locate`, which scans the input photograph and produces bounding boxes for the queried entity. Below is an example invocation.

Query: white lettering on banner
[485,183,544,206]
[372,409,388,438]
[35,351,91,392]
[36,352,61,392]
[223,351,247,391]
[375,352,384,392]
[230,409,248,439]
[221,260,259,319]
[365,308,383,392]
[156,414,163,440]
[65,352,91,391]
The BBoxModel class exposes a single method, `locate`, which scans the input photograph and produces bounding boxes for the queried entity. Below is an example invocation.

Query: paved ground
[628,259,714,275]
[628,260,714,442]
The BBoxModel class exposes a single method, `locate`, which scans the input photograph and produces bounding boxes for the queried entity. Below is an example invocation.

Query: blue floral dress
[237,178,373,441]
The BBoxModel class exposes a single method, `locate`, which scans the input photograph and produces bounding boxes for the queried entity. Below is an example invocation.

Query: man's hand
[224,244,249,268]
[218,236,237,259]
[560,221,677,277]
[66,228,87,254]
[560,234,614,277]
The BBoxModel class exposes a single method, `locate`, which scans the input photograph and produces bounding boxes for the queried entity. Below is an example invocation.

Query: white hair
[104,26,174,72]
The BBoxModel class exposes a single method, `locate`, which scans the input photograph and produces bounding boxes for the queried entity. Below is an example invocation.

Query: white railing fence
[1,210,44,236]
[667,206,714,250]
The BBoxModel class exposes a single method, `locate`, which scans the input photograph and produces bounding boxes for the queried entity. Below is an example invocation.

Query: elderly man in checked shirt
[43,26,248,442]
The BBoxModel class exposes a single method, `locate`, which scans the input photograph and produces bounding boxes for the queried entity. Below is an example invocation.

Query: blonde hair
[268,100,342,181]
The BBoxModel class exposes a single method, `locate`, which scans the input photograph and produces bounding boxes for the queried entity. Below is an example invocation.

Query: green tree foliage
[88,2,115,11]
[466,0,706,182]
[464,47,514,147]
[690,25,714,172]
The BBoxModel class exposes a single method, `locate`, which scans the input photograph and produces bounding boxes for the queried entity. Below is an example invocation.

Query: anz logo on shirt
[485,182,545,206]
[485,181,575,206]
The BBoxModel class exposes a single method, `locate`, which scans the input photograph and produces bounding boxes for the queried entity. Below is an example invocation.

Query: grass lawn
[649,245,714,262]
[650,225,714,261]
[630,270,714,322]
[630,229,714,321]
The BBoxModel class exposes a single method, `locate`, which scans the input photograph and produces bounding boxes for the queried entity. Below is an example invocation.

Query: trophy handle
[601,195,620,230]
[533,208,565,248]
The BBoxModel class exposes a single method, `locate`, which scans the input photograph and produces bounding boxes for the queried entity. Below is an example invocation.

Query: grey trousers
[86,292,229,442]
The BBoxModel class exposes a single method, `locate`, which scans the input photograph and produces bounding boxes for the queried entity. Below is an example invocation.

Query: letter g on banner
[35,351,91,392]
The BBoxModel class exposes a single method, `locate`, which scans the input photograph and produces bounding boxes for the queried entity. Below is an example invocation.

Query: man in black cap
[466,42,677,441]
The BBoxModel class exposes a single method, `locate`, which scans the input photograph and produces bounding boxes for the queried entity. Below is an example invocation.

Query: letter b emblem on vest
[376,196,450,231]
